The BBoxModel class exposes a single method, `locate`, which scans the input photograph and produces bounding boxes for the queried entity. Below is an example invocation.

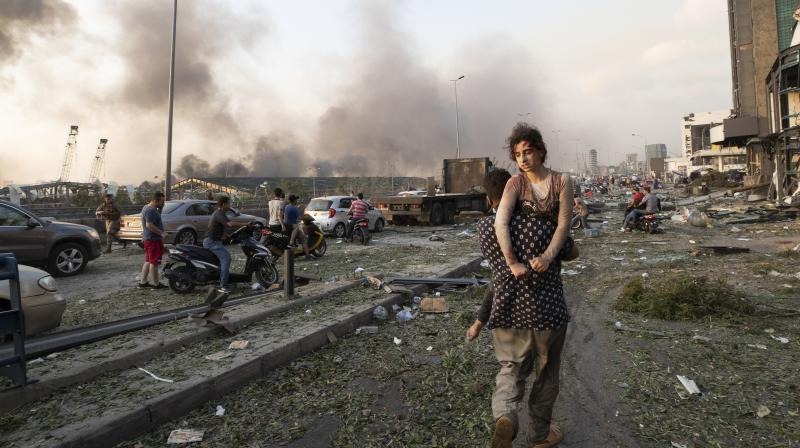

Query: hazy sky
[0,0,732,185]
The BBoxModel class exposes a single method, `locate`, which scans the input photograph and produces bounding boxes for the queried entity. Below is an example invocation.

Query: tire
[168,265,196,294]
[374,219,385,233]
[444,203,456,225]
[430,202,444,226]
[354,227,368,245]
[333,222,346,239]
[311,238,327,257]
[255,261,279,286]
[48,242,88,277]
[175,229,197,246]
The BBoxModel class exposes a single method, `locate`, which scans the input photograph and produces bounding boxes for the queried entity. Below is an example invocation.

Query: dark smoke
[0,0,76,61]
[174,155,210,178]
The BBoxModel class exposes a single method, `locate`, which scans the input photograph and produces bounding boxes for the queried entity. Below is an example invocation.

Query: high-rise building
[645,144,667,160]
[588,149,598,174]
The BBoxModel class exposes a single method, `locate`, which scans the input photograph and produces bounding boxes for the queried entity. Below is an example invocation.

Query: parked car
[0,264,66,335]
[0,200,102,277]
[118,200,267,246]
[304,196,386,239]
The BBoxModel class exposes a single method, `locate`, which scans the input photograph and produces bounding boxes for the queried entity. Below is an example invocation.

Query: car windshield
[307,199,333,211]
[161,201,182,214]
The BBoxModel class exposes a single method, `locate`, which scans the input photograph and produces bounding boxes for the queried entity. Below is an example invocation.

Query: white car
[0,264,66,335]
[305,196,386,238]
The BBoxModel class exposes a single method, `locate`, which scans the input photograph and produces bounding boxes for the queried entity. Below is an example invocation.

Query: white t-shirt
[268,199,286,225]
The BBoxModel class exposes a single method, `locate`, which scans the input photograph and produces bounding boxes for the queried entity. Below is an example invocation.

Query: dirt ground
[4,198,799,447]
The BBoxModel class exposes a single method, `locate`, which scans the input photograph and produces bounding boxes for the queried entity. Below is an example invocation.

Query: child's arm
[467,286,493,341]
[494,177,528,278]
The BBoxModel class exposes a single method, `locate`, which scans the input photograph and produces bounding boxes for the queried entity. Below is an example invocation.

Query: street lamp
[632,133,648,174]
[164,0,178,200]
[308,167,320,197]
[450,75,465,158]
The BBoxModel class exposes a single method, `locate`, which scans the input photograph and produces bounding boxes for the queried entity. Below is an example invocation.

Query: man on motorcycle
[346,192,369,240]
[622,186,659,231]
[203,196,250,293]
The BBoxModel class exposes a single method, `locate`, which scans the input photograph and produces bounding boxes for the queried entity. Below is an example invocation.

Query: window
[307,199,333,211]
[185,204,212,216]
[0,205,30,226]
[161,201,182,214]
[338,198,352,209]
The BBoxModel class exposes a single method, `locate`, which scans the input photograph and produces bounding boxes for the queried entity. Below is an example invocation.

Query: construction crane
[58,125,79,182]
[87,138,108,183]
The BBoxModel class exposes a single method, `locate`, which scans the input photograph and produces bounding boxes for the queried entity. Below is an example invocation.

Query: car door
[337,198,352,226]
[366,202,378,229]
[0,204,47,264]
[185,203,212,238]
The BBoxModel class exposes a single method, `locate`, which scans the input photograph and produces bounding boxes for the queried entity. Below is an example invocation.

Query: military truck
[373,158,492,226]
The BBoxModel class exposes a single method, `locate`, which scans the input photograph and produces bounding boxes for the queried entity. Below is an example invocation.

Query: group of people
[621,185,660,231]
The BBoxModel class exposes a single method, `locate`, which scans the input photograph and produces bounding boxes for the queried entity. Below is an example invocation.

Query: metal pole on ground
[284,250,294,298]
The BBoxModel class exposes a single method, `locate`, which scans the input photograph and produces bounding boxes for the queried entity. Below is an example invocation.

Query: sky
[0,0,733,185]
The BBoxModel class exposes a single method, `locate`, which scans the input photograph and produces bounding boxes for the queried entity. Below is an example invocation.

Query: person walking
[139,192,166,289]
[95,194,124,253]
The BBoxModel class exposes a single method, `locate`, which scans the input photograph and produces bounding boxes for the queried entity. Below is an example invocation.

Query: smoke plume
[0,0,76,61]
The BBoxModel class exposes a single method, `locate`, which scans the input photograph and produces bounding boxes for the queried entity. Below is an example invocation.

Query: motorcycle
[347,217,370,245]
[260,215,328,258]
[163,223,279,294]
[627,213,664,234]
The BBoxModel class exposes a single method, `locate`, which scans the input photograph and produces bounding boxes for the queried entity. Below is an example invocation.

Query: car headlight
[88,228,100,239]
[37,275,58,292]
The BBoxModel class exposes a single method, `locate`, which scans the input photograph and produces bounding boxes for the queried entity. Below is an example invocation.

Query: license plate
[128,222,141,228]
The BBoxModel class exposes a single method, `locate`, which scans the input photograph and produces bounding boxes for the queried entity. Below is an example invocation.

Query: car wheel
[311,238,327,257]
[374,219,385,233]
[176,229,197,246]
[49,242,88,277]
[333,222,346,239]
[430,203,444,226]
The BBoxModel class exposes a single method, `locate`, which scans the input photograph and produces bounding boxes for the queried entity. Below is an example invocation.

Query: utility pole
[451,75,465,158]
[165,0,178,199]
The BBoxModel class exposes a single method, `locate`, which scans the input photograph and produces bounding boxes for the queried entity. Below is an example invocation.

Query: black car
[0,200,102,276]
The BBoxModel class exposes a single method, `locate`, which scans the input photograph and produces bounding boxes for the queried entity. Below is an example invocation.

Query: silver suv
[0,200,102,277]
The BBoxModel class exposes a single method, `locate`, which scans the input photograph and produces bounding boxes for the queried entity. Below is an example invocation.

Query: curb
[0,280,364,415]
[50,257,483,448]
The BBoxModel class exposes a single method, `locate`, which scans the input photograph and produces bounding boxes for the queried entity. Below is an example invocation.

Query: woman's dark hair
[483,169,512,204]
[506,122,547,163]
[274,187,284,198]
[217,196,230,207]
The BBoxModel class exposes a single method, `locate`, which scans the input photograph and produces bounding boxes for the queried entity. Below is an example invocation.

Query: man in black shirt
[202,196,248,293]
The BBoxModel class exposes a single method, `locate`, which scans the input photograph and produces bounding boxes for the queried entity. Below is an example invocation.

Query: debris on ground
[167,429,204,444]
[757,405,771,418]
[676,375,701,397]
[228,340,249,350]
[214,405,225,417]
[420,296,449,313]
[396,310,415,323]
[372,305,388,320]
[429,234,445,242]
[205,351,234,362]
[393,337,402,345]
[138,367,175,383]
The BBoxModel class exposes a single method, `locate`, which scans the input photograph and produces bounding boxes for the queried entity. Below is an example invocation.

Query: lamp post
[450,75,465,158]
[569,138,581,174]
[632,133,648,175]
[164,0,178,200]
[308,167,319,197]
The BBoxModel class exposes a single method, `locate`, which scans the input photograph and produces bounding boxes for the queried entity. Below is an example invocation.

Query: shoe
[137,283,151,288]
[529,423,563,448]
[151,283,168,290]
[304,254,315,261]
[490,414,516,448]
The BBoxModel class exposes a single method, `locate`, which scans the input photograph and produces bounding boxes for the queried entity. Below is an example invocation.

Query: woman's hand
[509,261,529,279]
[529,256,551,273]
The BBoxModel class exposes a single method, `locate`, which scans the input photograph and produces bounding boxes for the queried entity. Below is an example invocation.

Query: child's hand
[509,262,529,278]
[530,256,551,273]
[466,320,483,341]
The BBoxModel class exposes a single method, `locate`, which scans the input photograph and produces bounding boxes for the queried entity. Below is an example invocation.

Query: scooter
[347,217,370,245]
[163,223,279,294]
[260,215,328,258]
[627,213,664,234]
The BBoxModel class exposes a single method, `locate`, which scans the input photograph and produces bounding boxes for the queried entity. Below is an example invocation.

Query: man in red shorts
[138,191,167,289]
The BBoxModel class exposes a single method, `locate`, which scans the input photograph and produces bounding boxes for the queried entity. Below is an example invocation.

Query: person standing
[139,192,166,289]
[571,194,590,230]
[490,123,573,448]
[203,196,249,293]
[268,188,287,234]
[284,195,314,260]
[96,194,124,253]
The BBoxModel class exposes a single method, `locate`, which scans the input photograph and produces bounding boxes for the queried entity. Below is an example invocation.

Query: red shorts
[143,239,164,265]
